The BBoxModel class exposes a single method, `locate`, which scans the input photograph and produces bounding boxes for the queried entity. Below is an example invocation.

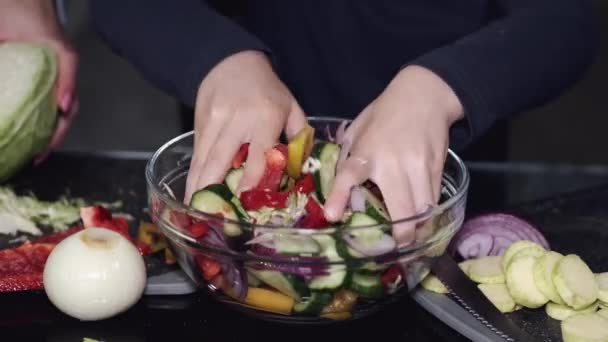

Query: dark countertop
[3,151,608,342]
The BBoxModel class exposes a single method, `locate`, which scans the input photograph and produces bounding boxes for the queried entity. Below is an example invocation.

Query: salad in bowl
[146,117,469,322]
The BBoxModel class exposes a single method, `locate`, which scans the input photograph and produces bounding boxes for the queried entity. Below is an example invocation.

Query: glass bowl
[145,117,469,323]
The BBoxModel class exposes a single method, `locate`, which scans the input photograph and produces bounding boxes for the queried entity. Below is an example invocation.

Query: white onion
[43,228,147,321]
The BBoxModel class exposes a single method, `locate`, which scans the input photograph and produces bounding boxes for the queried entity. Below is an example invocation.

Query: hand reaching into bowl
[184,50,308,203]
[323,65,464,247]
[0,0,79,163]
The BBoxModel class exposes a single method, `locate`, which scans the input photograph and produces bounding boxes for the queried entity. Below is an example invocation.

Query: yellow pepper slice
[321,312,352,320]
[137,221,167,253]
[287,124,315,179]
[244,288,295,315]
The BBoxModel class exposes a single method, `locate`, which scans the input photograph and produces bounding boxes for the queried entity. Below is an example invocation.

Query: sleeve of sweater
[89,0,272,108]
[411,0,599,150]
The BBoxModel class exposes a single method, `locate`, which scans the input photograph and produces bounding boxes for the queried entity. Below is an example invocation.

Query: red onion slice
[449,213,550,260]
[343,231,396,257]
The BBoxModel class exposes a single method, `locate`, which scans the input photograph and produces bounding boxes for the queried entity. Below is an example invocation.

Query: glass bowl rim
[145,116,470,259]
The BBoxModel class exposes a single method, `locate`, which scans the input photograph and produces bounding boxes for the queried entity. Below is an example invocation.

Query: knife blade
[430,253,536,342]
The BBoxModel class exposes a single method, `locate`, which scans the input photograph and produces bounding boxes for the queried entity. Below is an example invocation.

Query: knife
[430,253,536,342]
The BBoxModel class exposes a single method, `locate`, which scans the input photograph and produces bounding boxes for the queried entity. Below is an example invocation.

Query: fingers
[54,44,78,112]
[237,135,274,193]
[34,97,79,165]
[324,157,371,222]
[195,132,244,190]
[374,164,417,247]
[184,107,225,203]
[284,102,308,140]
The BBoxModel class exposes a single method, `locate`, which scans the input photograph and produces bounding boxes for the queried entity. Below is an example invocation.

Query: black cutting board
[413,184,608,342]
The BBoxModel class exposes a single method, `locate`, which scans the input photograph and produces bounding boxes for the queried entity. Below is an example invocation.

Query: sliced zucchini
[311,234,343,262]
[293,292,333,315]
[467,256,505,284]
[599,309,608,319]
[421,274,448,294]
[349,272,384,298]
[347,212,379,226]
[533,251,565,304]
[553,254,598,310]
[224,167,244,194]
[501,240,546,273]
[359,186,390,223]
[505,254,549,308]
[477,283,518,313]
[311,142,341,204]
[190,184,243,237]
[596,273,608,304]
[274,234,321,255]
[246,268,309,301]
[561,313,608,342]
[546,301,599,321]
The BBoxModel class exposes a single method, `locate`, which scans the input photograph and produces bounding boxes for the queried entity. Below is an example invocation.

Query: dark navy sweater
[90,0,598,151]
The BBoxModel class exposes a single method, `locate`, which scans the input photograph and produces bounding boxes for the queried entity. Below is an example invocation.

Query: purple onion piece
[456,233,494,259]
[343,232,396,257]
[221,261,248,300]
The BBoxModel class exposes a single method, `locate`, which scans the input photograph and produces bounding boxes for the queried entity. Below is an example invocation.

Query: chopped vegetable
[533,251,565,305]
[232,143,249,169]
[287,124,315,179]
[298,196,328,228]
[466,255,505,284]
[561,313,608,342]
[421,274,448,294]
[196,255,222,281]
[596,273,608,304]
[292,173,315,194]
[448,213,549,260]
[553,254,598,310]
[244,288,294,315]
[505,254,549,308]
[255,145,288,191]
[545,301,599,321]
[501,240,546,273]
[478,283,518,313]
[240,190,289,211]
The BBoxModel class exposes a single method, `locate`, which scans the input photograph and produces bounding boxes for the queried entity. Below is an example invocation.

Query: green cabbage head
[0,42,58,182]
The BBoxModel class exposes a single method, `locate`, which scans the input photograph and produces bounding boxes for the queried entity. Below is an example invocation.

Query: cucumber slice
[477,283,517,313]
[554,255,599,310]
[335,237,365,259]
[467,256,505,284]
[247,271,262,287]
[596,273,608,304]
[311,234,343,262]
[533,251,565,304]
[274,234,321,255]
[309,266,348,290]
[247,269,309,300]
[502,240,546,273]
[311,142,341,203]
[224,167,244,194]
[190,184,243,237]
[561,313,608,342]
[546,301,599,321]
[421,274,448,294]
[359,186,390,223]
[349,272,384,298]
[601,302,608,311]
[599,309,608,319]
[347,212,379,226]
[505,254,549,308]
[293,292,333,315]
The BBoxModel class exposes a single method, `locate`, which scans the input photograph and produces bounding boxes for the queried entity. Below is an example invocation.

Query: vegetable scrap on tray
[0,189,174,294]
[420,213,608,342]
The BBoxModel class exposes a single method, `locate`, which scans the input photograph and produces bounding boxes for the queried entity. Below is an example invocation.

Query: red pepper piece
[380,265,403,288]
[255,145,288,191]
[196,255,222,281]
[299,197,328,228]
[293,173,315,194]
[240,190,289,211]
[188,222,210,238]
[232,143,250,169]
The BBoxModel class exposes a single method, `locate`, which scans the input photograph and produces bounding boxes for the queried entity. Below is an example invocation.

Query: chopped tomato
[299,197,328,228]
[255,145,288,191]
[169,210,192,229]
[232,143,250,169]
[240,190,289,211]
[293,173,315,194]
[196,255,222,281]
[380,265,402,288]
